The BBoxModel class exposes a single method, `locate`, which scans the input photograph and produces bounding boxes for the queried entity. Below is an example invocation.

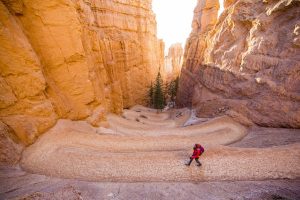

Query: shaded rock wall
[0,121,24,166]
[0,0,164,145]
[177,0,300,128]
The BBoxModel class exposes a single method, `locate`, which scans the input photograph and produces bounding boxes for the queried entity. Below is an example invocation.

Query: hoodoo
[165,43,184,78]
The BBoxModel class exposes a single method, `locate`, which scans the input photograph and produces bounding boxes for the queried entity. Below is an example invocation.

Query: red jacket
[191,148,201,159]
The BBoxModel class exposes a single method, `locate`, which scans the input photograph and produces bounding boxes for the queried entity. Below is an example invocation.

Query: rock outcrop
[0,0,164,145]
[165,43,183,78]
[177,0,300,128]
[0,121,24,166]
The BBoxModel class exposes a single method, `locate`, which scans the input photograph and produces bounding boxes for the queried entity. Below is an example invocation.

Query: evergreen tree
[153,72,165,110]
[148,82,154,107]
[174,76,179,99]
[168,76,179,102]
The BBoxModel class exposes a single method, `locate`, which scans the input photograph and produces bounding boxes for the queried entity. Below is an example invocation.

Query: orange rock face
[165,43,183,78]
[0,0,164,145]
[177,0,300,128]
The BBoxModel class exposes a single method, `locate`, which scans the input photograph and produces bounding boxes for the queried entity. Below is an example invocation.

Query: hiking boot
[197,163,202,167]
[185,163,190,166]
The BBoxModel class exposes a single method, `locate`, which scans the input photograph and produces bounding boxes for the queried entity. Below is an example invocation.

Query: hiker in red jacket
[185,144,204,166]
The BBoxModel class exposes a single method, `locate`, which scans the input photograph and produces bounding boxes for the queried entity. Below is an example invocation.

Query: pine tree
[148,82,154,107]
[168,76,179,102]
[153,72,165,110]
[174,76,179,100]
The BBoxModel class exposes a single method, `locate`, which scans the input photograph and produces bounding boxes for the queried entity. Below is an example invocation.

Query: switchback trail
[20,106,300,182]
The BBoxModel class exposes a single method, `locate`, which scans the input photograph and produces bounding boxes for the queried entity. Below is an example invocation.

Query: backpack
[199,145,205,154]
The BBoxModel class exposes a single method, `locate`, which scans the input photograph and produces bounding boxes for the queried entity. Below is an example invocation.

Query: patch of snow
[96,127,120,135]
[183,109,210,126]
[163,102,175,111]
[107,193,114,197]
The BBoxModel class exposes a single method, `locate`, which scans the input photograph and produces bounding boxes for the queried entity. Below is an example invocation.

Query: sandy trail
[21,144,300,182]
[128,105,191,126]
[20,107,300,182]
[107,114,245,138]
[123,109,170,121]
[121,110,176,128]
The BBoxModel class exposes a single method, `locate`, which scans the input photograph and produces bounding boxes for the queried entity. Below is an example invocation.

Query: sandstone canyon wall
[165,43,183,78]
[177,0,300,128]
[0,0,164,146]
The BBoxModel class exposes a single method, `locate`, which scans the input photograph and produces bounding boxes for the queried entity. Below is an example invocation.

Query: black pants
[187,157,201,166]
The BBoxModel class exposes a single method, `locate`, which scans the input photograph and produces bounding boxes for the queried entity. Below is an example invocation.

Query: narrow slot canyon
[0,0,299,199]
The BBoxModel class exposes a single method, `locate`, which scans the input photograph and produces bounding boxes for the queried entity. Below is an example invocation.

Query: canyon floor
[1,106,300,199]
